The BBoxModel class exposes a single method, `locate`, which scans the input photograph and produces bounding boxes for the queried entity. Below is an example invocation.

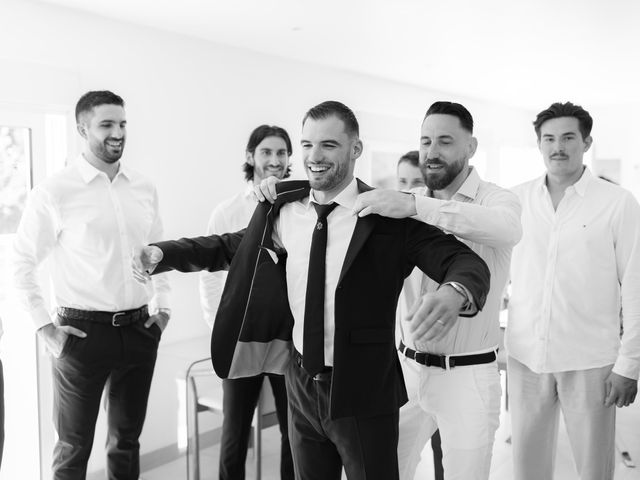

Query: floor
[141,373,640,479]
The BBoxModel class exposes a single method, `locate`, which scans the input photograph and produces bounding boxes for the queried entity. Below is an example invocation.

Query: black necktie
[303,202,339,376]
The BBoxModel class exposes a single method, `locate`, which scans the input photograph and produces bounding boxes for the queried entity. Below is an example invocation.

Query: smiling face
[78,104,127,164]
[247,135,290,183]
[538,116,592,182]
[419,113,475,192]
[301,115,362,202]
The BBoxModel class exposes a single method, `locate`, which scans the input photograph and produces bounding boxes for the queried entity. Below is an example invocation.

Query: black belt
[399,341,496,369]
[292,349,333,381]
[58,305,148,327]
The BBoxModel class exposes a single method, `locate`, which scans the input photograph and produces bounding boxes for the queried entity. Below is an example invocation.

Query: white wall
[0,0,541,474]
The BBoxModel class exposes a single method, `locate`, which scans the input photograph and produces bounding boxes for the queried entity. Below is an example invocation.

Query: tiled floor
[142,374,640,479]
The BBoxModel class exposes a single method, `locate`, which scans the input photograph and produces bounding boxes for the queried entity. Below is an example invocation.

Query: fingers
[144,316,155,328]
[59,325,87,338]
[267,178,278,202]
[604,379,614,407]
[253,177,279,203]
[357,206,373,217]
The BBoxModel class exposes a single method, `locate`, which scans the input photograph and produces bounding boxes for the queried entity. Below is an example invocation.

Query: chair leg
[187,376,201,480]
[254,397,263,480]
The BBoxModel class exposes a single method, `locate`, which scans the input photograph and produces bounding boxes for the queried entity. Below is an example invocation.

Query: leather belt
[399,340,496,369]
[58,305,148,327]
[293,349,333,381]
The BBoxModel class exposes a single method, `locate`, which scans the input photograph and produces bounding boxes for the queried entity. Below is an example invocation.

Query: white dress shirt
[276,178,359,366]
[400,167,522,355]
[199,186,256,330]
[507,167,640,380]
[13,155,170,330]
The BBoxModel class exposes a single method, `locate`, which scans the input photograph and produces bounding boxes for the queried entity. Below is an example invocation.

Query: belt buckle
[414,351,427,365]
[112,312,125,327]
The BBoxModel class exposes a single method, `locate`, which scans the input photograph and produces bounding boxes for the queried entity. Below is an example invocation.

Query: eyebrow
[420,134,454,141]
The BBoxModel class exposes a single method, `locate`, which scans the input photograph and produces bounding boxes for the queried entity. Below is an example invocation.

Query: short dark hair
[397,150,419,168]
[302,100,359,138]
[75,90,124,123]
[424,101,474,134]
[533,102,593,140]
[242,124,292,182]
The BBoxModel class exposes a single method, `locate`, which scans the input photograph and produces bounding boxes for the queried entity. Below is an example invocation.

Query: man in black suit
[135,101,490,480]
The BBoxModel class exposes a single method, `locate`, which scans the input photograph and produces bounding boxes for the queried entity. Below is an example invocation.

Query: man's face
[396,161,425,192]
[248,135,290,183]
[419,114,473,191]
[301,115,361,193]
[538,116,592,178]
[79,104,126,164]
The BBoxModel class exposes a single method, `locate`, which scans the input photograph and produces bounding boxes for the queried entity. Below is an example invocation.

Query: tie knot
[313,202,338,221]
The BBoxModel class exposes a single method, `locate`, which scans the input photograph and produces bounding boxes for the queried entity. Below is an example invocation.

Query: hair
[242,124,292,182]
[533,102,593,140]
[75,90,124,123]
[302,100,359,138]
[424,101,474,134]
[397,150,419,168]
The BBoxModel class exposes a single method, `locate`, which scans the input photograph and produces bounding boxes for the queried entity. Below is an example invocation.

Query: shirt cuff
[152,293,171,311]
[413,194,443,223]
[441,281,477,315]
[612,356,640,380]
[33,305,54,331]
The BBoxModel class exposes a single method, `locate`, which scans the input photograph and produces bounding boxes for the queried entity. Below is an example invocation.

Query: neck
[83,151,120,181]
[432,166,471,200]
[313,174,353,204]
[545,166,585,194]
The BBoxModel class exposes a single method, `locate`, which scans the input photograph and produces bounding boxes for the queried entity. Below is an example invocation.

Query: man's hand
[144,310,170,333]
[37,322,86,358]
[132,245,163,284]
[253,176,281,203]
[353,190,417,218]
[604,372,638,407]
[407,285,465,347]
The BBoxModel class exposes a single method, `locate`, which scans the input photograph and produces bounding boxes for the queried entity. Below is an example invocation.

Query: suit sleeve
[151,229,245,275]
[404,218,490,313]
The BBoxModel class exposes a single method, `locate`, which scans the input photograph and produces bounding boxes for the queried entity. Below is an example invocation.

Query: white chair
[184,357,279,480]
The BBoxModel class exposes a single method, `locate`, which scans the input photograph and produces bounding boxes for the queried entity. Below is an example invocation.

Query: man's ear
[77,123,87,139]
[468,136,478,158]
[584,135,593,152]
[245,151,254,165]
[352,139,363,160]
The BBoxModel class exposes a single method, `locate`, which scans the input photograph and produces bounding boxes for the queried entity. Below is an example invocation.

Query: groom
[136,101,490,480]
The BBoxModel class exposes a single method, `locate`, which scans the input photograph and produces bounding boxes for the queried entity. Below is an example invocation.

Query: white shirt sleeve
[198,206,228,330]
[12,186,59,329]
[612,192,640,380]
[413,188,522,248]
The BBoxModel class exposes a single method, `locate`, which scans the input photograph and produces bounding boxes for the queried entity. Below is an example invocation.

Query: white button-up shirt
[507,167,640,379]
[276,178,359,366]
[13,155,170,329]
[199,186,256,330]
[400,167,522,355]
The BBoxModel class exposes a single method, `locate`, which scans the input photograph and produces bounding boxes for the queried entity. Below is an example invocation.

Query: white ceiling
[36,0,640,109]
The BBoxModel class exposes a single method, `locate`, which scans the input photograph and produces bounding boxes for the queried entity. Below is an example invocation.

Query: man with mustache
[507,102,640,480]
[135,101,490,479]
[199,125,294,479]
[13,90,170,479]
[353,101,522,479]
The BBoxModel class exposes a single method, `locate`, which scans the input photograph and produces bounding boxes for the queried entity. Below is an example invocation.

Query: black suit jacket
[155,179,490,419]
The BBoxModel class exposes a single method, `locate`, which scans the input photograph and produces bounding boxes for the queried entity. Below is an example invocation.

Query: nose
[308,145,323,163]
[111,125,124,139]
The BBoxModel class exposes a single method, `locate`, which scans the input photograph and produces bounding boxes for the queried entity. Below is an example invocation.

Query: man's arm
[404,219,491,344]
[12,186,86,355]
[354,187,522,248]
[605,192,640,407]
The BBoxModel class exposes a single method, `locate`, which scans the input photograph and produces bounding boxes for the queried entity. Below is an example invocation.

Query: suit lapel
[338,178,377,284]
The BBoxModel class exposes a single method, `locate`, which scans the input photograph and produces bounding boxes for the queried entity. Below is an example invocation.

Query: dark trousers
[219,375,293,480]
[285,356,399,480]
[52,314,160,480]
[431,430,444,480]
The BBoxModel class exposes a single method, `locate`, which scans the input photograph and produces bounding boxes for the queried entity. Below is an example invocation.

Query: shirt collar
[453,166,481,201]
[307,176,359,210]
[76,154,130,184]
[537,165,591,197]
[244,183,255,199]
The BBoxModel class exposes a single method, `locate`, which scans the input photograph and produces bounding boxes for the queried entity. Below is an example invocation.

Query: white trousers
[397,354,501,480]
[507,356,616,480]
